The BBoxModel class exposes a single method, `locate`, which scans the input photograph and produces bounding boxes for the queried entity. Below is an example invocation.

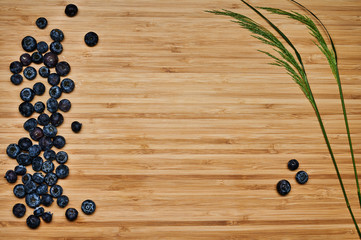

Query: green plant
[207,0,361,237]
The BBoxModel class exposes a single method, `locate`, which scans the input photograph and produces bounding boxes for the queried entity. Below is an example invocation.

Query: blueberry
[47,74,60,87]
[288,159,299,171]
[33,172,45,184]
[10,61,23,74]
[6,143,21,159]
[38,113,50,126]
[56,61,71,76]
[42,212,53,223]
[26,215,40,229]
[13,203,26,218]
[43,52,59,68]
[30,127,44,141]
[36,183,48,195]
[34,207,44,217]
[49,86,62,99]
[33,82,46,95]
[59,99,71,112]
[39,66,50,78]
[43,150,56,161]
[43,124,58,138]
[56,151,68,164]
[37,41,48,54]
[57,195,69,208]
[19,102,34,117]
[20,53,32,66]
[34,101,45,113]
[71,121,82,133]
[50,112,64,127]
[277,179,291,196]
[16,153,32,166]
[26,193,41,208]
[10,74,23,85]
[61,78,75,93]
[81,200,96,215]
[31,52,43,64]
[65,4,78,17]
[295,171,309,184]
[84,32,98,47]
[22,173,32,185]
[5,170,17,183]
[13,184,26,198]
[47,98,58,113]
[23,66,37,80]
[41,194,53,207]
[28,144,41,157]
[14,165,27,175]
[32,156,43,172]
[25,181,37,194]
[22,36,37,52]
[50,29,64,42]
[56,165,69,179]
[53,135,66,149]
[36,17,47,29]
[44,173,58,186]
[18,137,33,151]
[20,88,35,102]
[65,208,78,221]
[50,41,63,55]
[24,118,38,131]
[42,160,54,173]
[50,185,63,198]
[39,136,53,151]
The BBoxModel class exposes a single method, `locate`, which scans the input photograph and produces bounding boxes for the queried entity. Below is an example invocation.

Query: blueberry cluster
[4,3,96,229]
[276,159,309,196]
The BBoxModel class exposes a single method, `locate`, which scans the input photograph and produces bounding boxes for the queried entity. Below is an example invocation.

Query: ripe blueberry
[50,29,64,42]
[33,172,45,184]
[24,118,38,131]
[50,41,63,55]
[50,112,64,127]
[59,99,71,112]
[46,98,58,113]
[28,144,41,157]
[65,4,78,17]
[43,150,56,161]
[38,113,50,126]
[33,82,46,95]
[30,127,44,141]
[13,184,26,198]
[23,66,37,80]
[47,73,60,86]
[43,124,58,138]
[56,61,70,76]
[10,74,23,85]
[36,183,48,195]
[20,88,35,102]
[49,86,62,99]
[39,136,53,151]
[43,52,59,68]
[6,143,21,159]
[36,17,47,29]
[18,137,32,151]
[57,195,69,208]
[19,102,34,117]
[31,52,43,64]
[295,171,309,184]
[13,203,26,218]
[5,170,17,183]
[71,121,82,133]
[65,208,78,221]
[24,180,37,194]
[81,200,96,215]
[41,194,53,207]
[25,193,41,208]
[22,173,32,185]
[14,165,27,175]
[44,173,58,186]
[34,207,44,217]
[34,101,45,113]
[50,185,63,198]
[56,164,69,179]
[84,32,98,47]
[22,36,37,52]
[53,135,66,149]
[61,78,75,93]
[10,61,23,74]
[16,153,32,166]
[32,156,43,172]
[42,212,53,223]
[37,41,48,54]
[20,53,32,66]
[39,66,50,78]
[56,151,68,164]
[42,160,54,173]
[277,179,291,196]
[26,215,40,229]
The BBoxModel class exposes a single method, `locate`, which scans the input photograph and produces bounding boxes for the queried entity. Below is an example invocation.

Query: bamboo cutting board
[1,0,361,239]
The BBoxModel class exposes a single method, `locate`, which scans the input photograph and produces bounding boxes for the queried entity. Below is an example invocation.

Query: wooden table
[1,0,361,239]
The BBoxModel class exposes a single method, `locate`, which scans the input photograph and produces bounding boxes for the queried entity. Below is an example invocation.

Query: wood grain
[1,0,361,239]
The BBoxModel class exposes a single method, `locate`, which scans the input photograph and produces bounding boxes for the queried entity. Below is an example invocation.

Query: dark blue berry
[43,124,58,138]
[56,61,70,76]
[31,52,43,64]
[33,82,46,95]
[43,52,58,68]
[28,144,41,157]
[23,66,37,80]
[44,173,58,186]
[41,194,53,207]
[33,172,45,184]
[36,183,48,195]
[43,150,56,161]
[22,173,32,185]
[19,102,34,117]
[6,143,21,159]
[65,208,78,221]
[5,170,17,183]
[50,29,64,42]
[42,212,53,223]
[50,112,64,127]
[26,215,40,229]
[50,185,63,198]
[25,181,37,194]
[20,53,32,66]
[47,98,58,113]
[34,101,45,113]
[16,153,32,166]
[81,200,96,215]
[47,73,60,86]
[42,161,54,173]
[13,203,26,218]
[22,36,37,52]
[295,171,309,184]
[58,99,71,112]
[57,195,69,208]
[38,113,50,126]
[36,17,47,29]
[10,61,23,74]
[30,127,44,141]
[56,151,68,164]
[13,184,26,198]
[32,156,43,172]
[71,121,82,133]
[34,207,44,217]
[18,137,32,151]
[50,41,63,55]
[24,118,38,131]
[39,136,53,151]
[10,74,23,85]
[26,193,41,209]
[65,4,78,17]
[84,32,98,47]
[39,66,50,78]
[37,41,48,53]
[20,88,35,102]
[277,179,291,196]
[61,78,74,93]
[49,86,62,99]
[288,159,299,171]
[14,165,27,175]
[56,165,69,179]
[53,135,66,149]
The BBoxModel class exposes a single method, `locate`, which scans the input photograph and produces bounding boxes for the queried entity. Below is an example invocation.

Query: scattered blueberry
[47,73,60,86]
[39,66,50,78]
[84,32,98,47]
[42,212,53,223]
[5,170,17,183]
[10,61,23,74]
[26,215,40,229]
[65,208,78,221]
[23,66,37,80]
[41,194,53,207]
[56,61,71,76]
[18,137,32,151]
[34,207,44,217]
[38,113,50,126]
[13,203,26,218]
[36,17,47,29]
[36,183,48,195]
[47,98,58,113]
[50,185,63,198]
[50,112,64,127]
[43,52,59,68]
[49,86,62,99]
[53,135,66,149]
[14,165,27,175]
[59,99,71,112]
[25,193,41,208]
[42,160,55,173]
[24,118,38,131]
[296,171,309,184]
[19,102,34,117]
[20,53,32,66]
[43,150,56,161]
[81,200,96,215]
[39,136,53,151]
[10,74,23,85]
[50,41,63,55]
[56,165,69,179]
[6,143,21,159]
[56,151,68,164]
[30,127,44,141]
[61,78,75,93]
[31,52,43,64]
[20,88,35,102]
[32,156,43,172]
[57,195,69,208]
[34,101,45,113]
[65,4,78,17]
[28,144,41,157]
[288,159,299,171]
[22,36,37,52]
[13,184,26,198]
[71,121,82,133]
[277,179,291,196]
[16,153,32,166]
[22,173,32,185]
[50,29,64,42]
[44,173,58,186]
[33,82,46,96]
[43,124,58,138]
[24,180,37,194]
[37,41,48,54]
[33,172,45,184]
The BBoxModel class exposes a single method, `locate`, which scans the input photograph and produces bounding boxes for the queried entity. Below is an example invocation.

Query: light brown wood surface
[1,0,361,239]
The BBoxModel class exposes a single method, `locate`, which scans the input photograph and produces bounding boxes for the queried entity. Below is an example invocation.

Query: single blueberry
[18,137,33,151]
[81,200,96,215]
[57,195,69,208]
[20,88,35,102]
[56,164,69,179]
[34,207,44,217]
[53,135,66,149]
[30,127,44,141]
[33,82,46,95]
[22,36,37,52]
[50,41,63,55]
[60,78,75,93]
[71,121,82,133]
[56,151,68,164]
[42,212,53,223]
[65,208,78,221]
[24,181,37,194]
[36,17,47,29]
[10,61,23,74]
[26,193,41,208]
[50,29,64,42]
[32,156,43,172]
[24,118,38,131]
[295,171,309,184]
[44,173,58,186]
[50,112,64,127]
[6,143,21,159]
[49,86,62,99]
[41,194,53,207]
[13,203,26,218]
[42,160,54,173]
[277,179,291,196]
[37,41,48,54]
[19,102,34,117]
[47,73,60,86]
[36,183,48,195]
[23,66,37,80]
[50,185,63,198]
[22,173,32,185]
[43,150,56,161]
[84,32,98,47]
[288,159,299,171]
[39,136,53,151]
[39,66,50,78]
[20,53,32,66]
[38,113,50,126]
[33,172,45,184]
[34,101,45,113]
[65,4,78,17]
[16,153,32,166]
[4,170,17,183]
[31,52,43,64]
[13,184,26,198]
[43,124,58,138]
[28,144,41,157]
[59,99,71,112]
[43,52,59,68]
[26,215,40,229]
[47,98,58,113]
[14,165,27,175]
[55,61,71,76]
[10,74,23,85]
